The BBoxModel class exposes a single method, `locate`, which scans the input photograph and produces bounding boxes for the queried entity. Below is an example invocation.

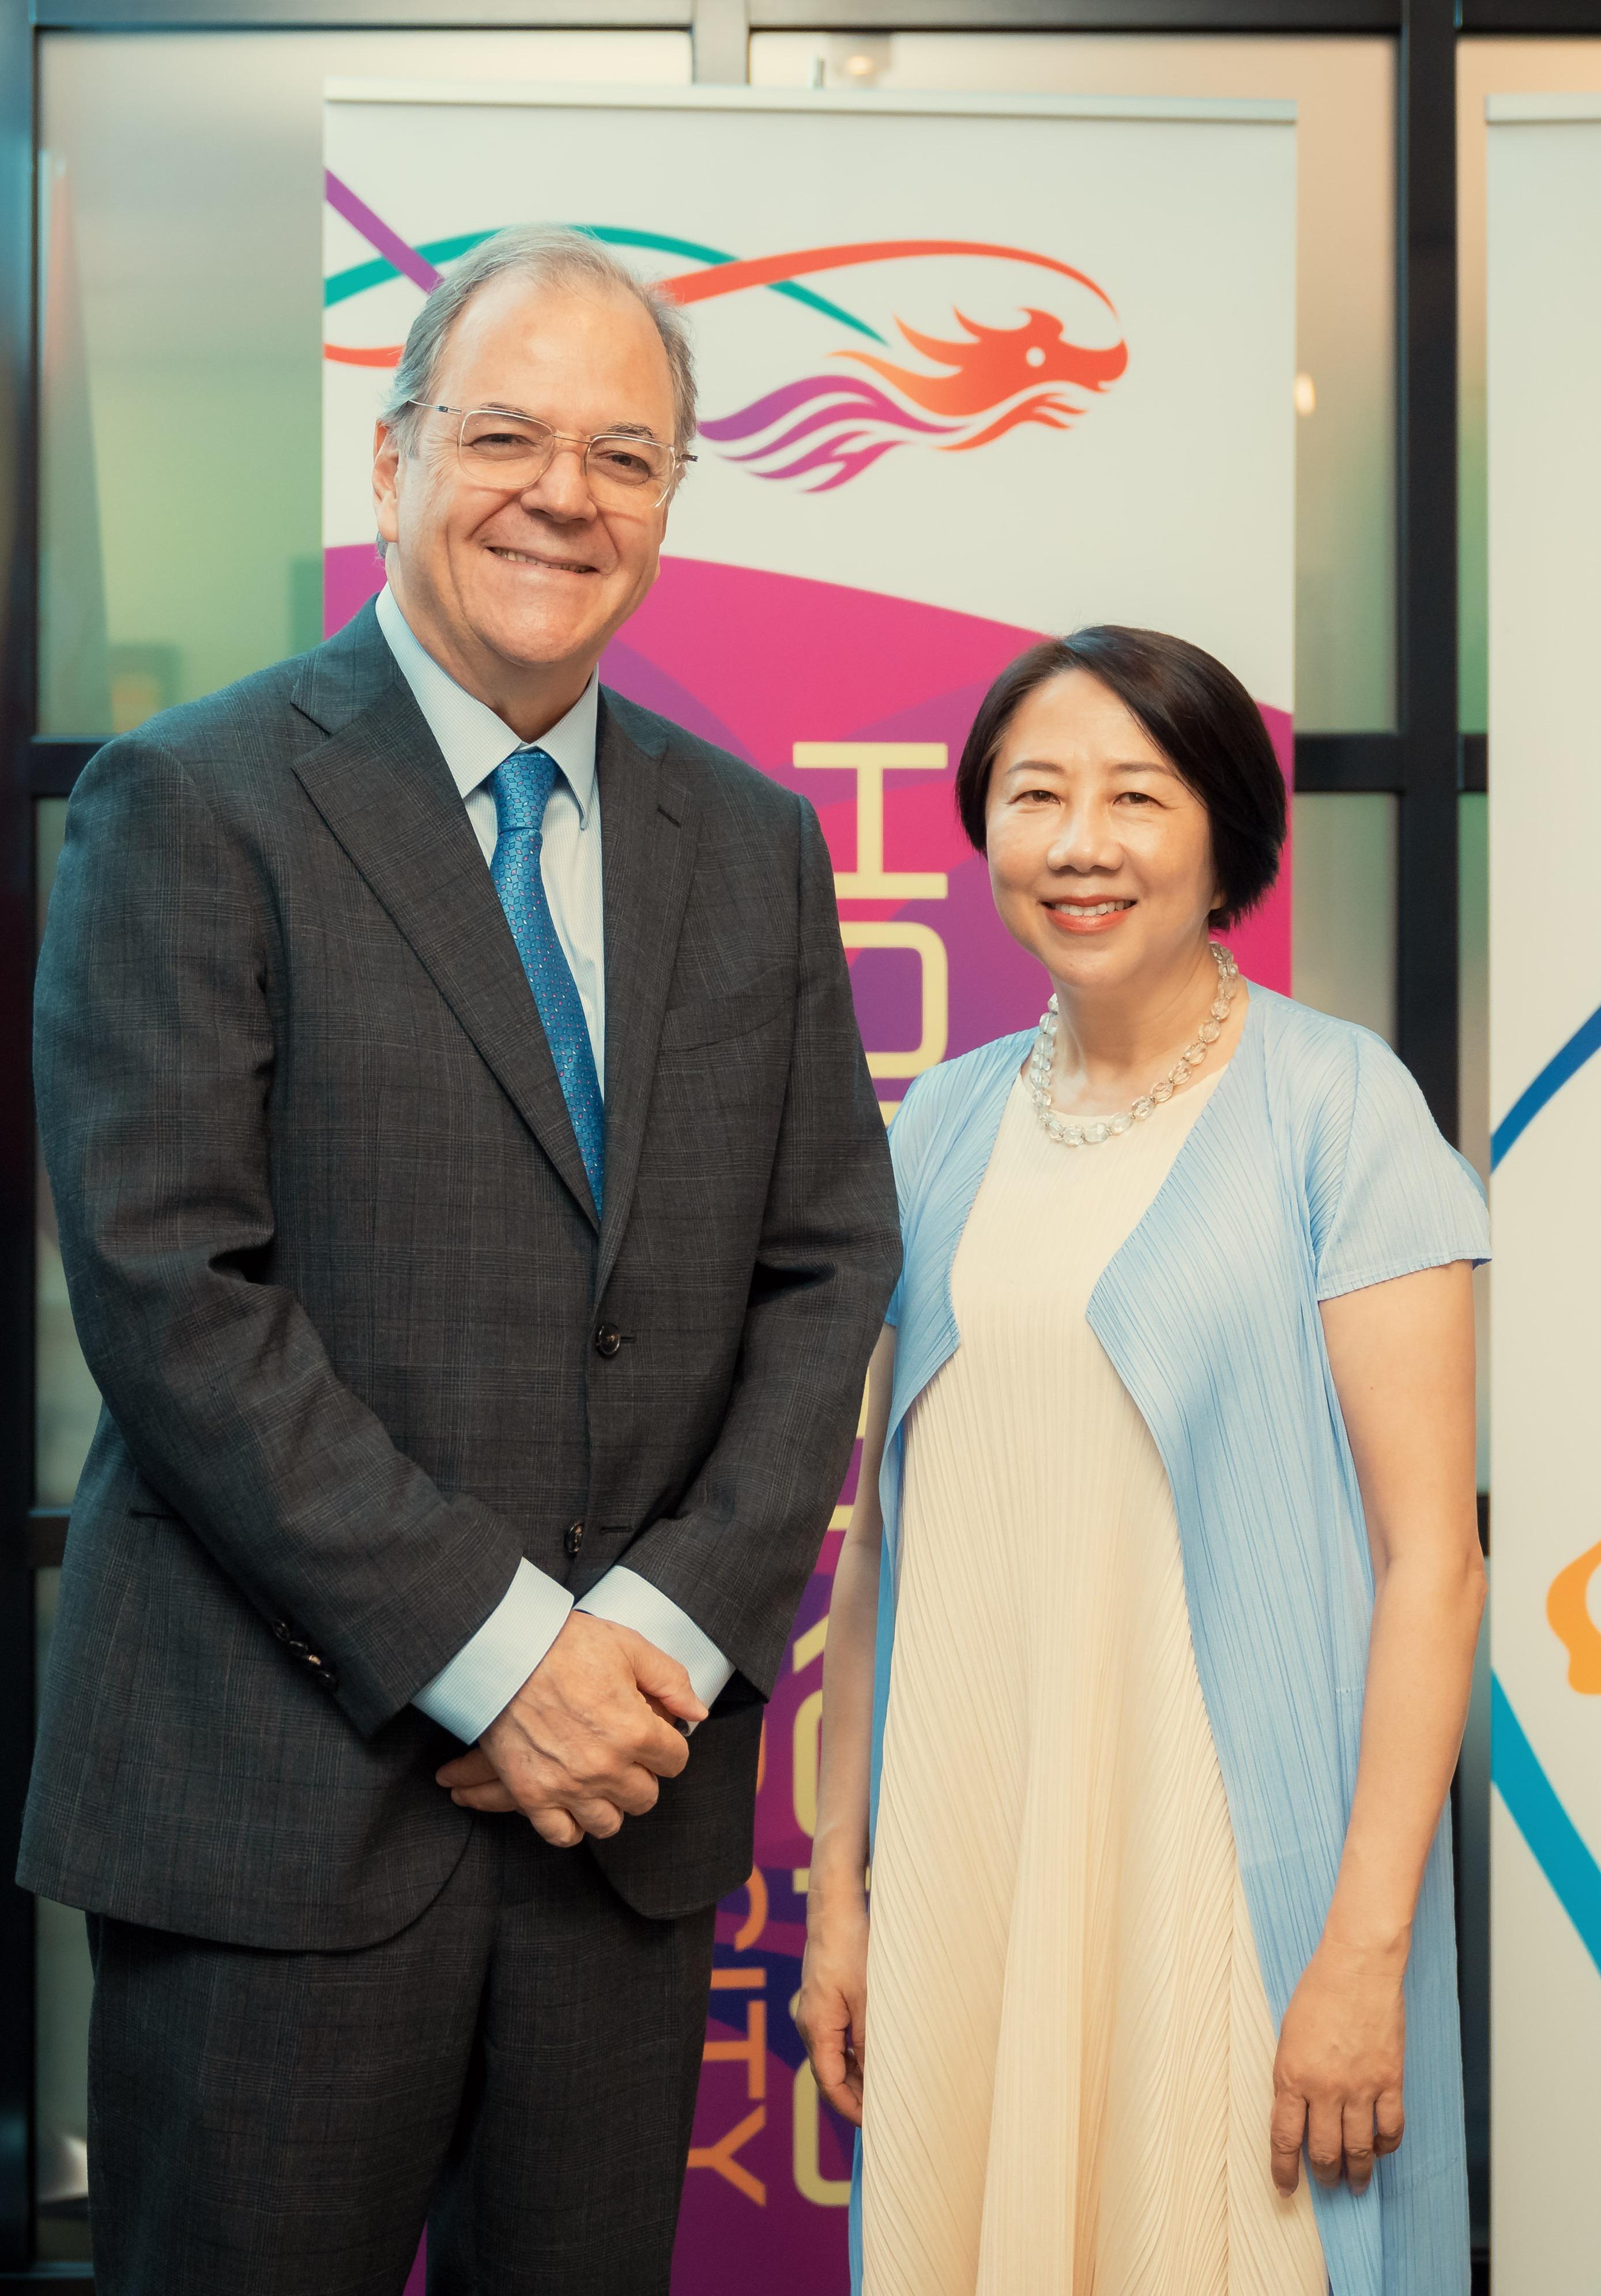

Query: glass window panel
[37,28,692,734]
[1458,40,1601,735]
[1459,790,1489,1184]
[1290,792,1397,1045]
[36,800,101,1509]
[35,1569,93,2264]
[751,33,1397,734]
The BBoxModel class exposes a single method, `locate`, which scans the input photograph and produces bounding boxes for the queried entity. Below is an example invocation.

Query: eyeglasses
[408,401,694,508]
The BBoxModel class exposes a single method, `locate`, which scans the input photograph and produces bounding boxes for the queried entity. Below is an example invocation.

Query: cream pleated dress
[860,1066,1328,2296]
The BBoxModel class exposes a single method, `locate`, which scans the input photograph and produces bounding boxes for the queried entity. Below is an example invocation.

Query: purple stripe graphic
[323,169,442,296]
[762,432,905,491]
[724,402,880,465]
[700,373,956,443]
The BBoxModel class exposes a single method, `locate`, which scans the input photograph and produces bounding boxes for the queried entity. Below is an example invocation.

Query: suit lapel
[594,690,699,1299]
[289,610,600,1229]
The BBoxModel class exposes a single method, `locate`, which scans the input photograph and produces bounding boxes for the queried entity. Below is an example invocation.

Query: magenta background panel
[325,542,1291,2295]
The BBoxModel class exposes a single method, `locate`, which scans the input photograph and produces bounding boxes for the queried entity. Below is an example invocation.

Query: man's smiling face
[374,272,679,721]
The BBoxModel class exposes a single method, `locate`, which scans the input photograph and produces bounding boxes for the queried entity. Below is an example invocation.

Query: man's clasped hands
[435,1613,706,1846]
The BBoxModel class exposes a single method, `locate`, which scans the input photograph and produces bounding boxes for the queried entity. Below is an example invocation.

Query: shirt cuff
[575,1566,735,1718]
[412,1559,574,1743]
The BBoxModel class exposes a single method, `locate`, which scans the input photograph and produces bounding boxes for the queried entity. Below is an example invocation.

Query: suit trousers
[84,1814,717,2296]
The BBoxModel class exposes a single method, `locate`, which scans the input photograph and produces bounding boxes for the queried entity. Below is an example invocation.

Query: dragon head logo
[850,305,1128,422]
[677,237,1130,493]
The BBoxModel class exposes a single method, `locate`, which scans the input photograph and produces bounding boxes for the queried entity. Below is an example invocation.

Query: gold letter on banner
[792,743,948,901]
[840,922,948,1080]
[793,2063,853,2207]
[793,742,951,1103]
[793,1687,823,1840]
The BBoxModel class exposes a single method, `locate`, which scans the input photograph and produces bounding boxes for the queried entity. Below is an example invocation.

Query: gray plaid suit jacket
[21,601,899,1950]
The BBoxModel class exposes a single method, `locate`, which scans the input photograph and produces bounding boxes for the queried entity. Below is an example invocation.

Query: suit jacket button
[564,1521,585,1558]
[593,1324,622,1358]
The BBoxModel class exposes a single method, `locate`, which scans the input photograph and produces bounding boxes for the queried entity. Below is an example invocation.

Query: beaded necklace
[1027,942,1239,1149]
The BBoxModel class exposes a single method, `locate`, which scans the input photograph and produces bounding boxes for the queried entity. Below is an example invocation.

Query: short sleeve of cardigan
[1311,1027,1490,1302]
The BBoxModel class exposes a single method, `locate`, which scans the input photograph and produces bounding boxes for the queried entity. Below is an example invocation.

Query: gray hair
[379,224,698,457]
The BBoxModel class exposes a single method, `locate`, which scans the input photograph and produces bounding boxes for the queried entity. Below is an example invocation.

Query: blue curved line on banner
[325,229,495,304]
[1490,999,1601,1169]
[323,224,887,342]
[1490,1671,1601,1975]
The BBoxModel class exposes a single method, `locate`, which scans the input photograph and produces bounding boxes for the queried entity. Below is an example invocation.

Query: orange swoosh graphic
[1548,1540,1601,1693]
[941,390,1078,450]
[655,239,1117,310]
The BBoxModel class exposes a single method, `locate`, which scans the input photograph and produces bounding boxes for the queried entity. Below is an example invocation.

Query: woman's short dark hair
[954,626,1286,929]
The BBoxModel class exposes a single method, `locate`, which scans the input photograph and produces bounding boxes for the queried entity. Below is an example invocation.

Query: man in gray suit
[22,226,899,2295]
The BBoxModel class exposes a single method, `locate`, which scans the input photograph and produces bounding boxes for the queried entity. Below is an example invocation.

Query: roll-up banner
[1487,94,1601,2296]
[322,81,1296,2292]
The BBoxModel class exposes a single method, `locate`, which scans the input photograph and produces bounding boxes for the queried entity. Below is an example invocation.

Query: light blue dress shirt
[376,585,734,1743]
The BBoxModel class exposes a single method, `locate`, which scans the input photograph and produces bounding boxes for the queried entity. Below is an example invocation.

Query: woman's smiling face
[983,668,1223,993]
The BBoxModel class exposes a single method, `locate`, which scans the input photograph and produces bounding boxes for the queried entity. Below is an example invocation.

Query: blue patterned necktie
[489,747,605,1212]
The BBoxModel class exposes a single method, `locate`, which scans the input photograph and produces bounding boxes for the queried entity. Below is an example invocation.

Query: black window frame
[0,0,1573,2277]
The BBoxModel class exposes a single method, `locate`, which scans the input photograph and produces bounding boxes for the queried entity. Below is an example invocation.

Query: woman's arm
[1271,1260,1486,2199]
[796,1324,897,2127]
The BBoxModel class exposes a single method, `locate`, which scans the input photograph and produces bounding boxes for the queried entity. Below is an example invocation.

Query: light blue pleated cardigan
[849,986,1490,2296]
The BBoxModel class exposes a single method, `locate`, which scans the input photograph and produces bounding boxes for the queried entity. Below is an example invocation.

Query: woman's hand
[797,1889,871,2127]
[1271,1937,1407,2197]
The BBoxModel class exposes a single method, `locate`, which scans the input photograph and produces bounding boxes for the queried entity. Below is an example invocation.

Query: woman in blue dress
[797,627,1488,2296]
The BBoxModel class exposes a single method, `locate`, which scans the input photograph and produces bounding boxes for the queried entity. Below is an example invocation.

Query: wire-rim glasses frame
[407,400,696,508]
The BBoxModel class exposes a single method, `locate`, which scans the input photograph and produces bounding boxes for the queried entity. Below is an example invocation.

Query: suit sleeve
[608,796,903,1698]
[35,735,540,1739]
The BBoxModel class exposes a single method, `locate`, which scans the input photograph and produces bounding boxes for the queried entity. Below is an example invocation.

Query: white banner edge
[323,77,1295,126]
[1486,92,1601,126]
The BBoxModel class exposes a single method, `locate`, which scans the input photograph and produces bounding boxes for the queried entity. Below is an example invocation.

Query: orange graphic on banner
[1547,1540,1601,1692]
[732,1865,769,1951]
[654,236,1116,310]
[842,307,1128,423]
[705,2002,769,2100]
[688,2106,768,2205]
